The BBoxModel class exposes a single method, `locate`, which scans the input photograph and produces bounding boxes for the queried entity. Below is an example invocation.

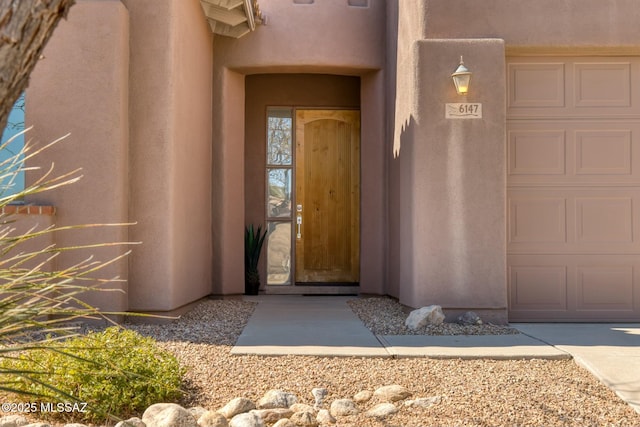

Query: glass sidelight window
[266,107,293,285]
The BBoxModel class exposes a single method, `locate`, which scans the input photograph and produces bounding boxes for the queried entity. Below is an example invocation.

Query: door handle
[296,214,302,239]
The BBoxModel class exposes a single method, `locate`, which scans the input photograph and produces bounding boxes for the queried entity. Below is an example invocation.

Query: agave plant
[244,224,267,295]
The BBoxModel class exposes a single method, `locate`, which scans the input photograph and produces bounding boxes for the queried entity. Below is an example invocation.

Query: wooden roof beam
[200,2,247,27]
[200,0,244,11]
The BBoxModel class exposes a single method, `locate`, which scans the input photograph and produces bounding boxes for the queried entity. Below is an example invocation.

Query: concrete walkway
[232,295,640,413]
[233,296,389,357]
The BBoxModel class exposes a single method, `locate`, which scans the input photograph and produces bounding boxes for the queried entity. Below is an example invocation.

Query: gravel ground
[347,296,519,335]
[125,297,640,427]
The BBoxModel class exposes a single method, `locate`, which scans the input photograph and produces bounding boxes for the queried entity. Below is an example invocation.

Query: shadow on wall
[388,115,416,302]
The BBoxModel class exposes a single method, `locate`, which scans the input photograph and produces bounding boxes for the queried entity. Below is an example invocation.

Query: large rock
[373,385,412,402]
[457,311,483,325]
[250,408,293,424]
[365,403,398,418]
[0,416,28,427]
[142,403,198,427]
[197,411,228,427]
[219,398,256,418]
[311,388,327,408]
[329,399,358,417]
[315,409,335,425]
[404,396,441,409]
[257,390,298,409]
[228,413,264,427]
[272,420,296,427]
[289,411,318,427]
[189,407,208,420]
[353,390,373,403]
[405,305,445,330]
[288,404,315,414]
[115,418,146,427]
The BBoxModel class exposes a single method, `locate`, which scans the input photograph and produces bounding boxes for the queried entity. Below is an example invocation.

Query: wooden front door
[295,110,360,283]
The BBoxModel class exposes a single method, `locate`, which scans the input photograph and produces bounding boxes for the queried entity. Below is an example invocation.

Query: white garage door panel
[508,255,640,320]
[508,122,640,186]
[508,188,640,253]
[508,58,640,118]
[507,56,640,321]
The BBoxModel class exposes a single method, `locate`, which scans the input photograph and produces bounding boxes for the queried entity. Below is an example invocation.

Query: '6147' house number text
[445,103,482,119]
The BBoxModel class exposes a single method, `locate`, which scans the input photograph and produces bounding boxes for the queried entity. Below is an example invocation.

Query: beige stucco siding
[27,0,130,312]
[28,0,213,312]
[125,0,213,311]
[423,0,640,51]
[388,39,508,321]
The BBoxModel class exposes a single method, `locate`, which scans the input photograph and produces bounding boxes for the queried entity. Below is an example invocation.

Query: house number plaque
[445,103,482,119]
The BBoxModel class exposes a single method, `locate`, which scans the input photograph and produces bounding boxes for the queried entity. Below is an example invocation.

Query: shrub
[0,327,185,422]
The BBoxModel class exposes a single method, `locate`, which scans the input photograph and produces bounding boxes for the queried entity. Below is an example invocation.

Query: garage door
[507,56,640,321]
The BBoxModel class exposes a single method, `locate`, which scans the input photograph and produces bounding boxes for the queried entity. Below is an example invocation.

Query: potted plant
[244,224,267,295]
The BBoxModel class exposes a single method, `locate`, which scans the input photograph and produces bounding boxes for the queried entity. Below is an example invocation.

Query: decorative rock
[315,409,335,425]
[329,399,358,417]
[0,416,29,427]
[404,396,441,408]
[219,398,256,418]
[289,411,318,427]
[229,413,264,427]
[373,385,412,402]
[405,305,445,329]
[353,390,373,403]
[197,411,229,427]
[24,424,51,427]
[250,408,293,424]
[272,420,296,427]
[142,403,198,427]
[257,390,298,409]
[189,407,208,420]
[311,388,327,408]
[288,404,316,414]
[115,418,146,427]
[365,403,398,418]
[457,311,483,325]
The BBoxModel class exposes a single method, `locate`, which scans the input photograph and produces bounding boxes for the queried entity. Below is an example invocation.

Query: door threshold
[265,285,359,295]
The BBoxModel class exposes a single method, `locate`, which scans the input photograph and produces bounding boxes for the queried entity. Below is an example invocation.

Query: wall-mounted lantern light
[451,56,472,95]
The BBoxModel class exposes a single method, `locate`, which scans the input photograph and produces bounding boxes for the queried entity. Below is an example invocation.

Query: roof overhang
[200,0,263,38]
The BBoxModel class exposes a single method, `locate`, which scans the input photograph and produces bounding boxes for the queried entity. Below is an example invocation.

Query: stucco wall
[213,0,385,73]
[26,0,130,312]
[125,0,213,311]
[424,0,640,52]
[393,39,507,320]
[28,0,213,313]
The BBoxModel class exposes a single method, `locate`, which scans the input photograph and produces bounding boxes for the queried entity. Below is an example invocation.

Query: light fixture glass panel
[267,108,293,165]
[267,168,292,218]
[267,221,292,285]
[453,74,471,94]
